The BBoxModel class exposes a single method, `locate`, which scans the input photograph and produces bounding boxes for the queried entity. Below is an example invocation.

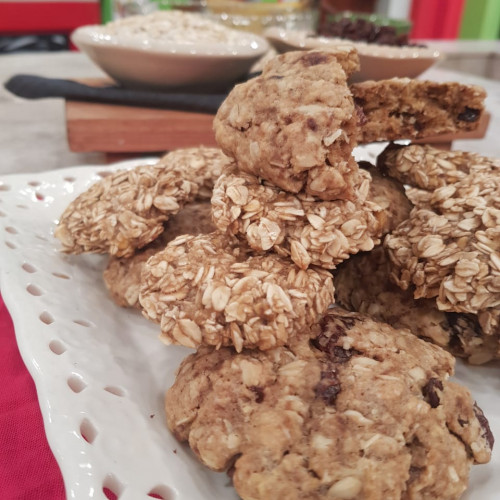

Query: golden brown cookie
[212,165,409,269]
[166,309,493,500]
[139,232,334,351]
[377,143,500,191]
[55,147,229,257]
[214,49,363,201]
[352,78,486,143]
[385,169,500,314]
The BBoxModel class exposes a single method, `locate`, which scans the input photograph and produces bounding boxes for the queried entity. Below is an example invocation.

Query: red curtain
[410,0,466,39]
[0,2,100,34]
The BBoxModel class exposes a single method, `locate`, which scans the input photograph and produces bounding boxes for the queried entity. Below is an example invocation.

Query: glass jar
[206,0,318,34]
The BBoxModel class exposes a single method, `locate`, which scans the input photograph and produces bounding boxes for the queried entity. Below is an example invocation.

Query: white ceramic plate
[0,158,498,500]
[0,159,237,500]
[264,27,442,82]
[72,21,269,90]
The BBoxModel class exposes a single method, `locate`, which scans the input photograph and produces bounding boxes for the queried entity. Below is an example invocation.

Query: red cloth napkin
[0,294,65,499]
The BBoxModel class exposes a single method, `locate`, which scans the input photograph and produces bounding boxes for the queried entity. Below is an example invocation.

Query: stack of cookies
[138,49,422,353]
[54,48,495,500]
[336,143,500,366]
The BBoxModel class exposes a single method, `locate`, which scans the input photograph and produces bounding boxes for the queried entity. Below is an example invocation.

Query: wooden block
[66,100,217,153]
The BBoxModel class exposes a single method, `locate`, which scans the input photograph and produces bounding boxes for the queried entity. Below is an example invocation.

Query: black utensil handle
[4,74,225,114]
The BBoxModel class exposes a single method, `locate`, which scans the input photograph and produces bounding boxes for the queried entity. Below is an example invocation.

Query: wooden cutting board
[65,77,217,153]
[66,101,217,153]
[65,79,491,153]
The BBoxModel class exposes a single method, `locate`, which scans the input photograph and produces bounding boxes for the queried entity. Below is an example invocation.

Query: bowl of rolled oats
[71,11,270,90]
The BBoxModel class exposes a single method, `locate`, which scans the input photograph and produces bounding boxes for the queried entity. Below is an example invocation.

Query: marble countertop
[2,50,500,176]
[1,52,111,176]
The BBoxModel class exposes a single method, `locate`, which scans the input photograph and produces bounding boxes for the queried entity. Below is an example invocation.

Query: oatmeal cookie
[385,170,500,314]
[335,246,500,364]
[103,202,214,309]
[214,49,364,201]
[139,232,334,351]
[166,308,493,500]
[212,165,406,269]
[351,78,486,143]
[377,143,500,191]
[55,147,228,257]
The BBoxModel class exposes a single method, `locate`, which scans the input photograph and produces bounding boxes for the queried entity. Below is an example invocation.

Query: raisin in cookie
[335,246,500,364]
[103,202,214,309]
[351,78,486,143]
[212,165,409,269]
[55,147,229,257]
[139,232,334,351]
[166,308,493,500]
[377,143,500,191]
[214,49,363,201]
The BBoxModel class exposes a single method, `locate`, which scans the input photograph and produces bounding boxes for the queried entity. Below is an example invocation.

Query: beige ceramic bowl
[264,27,441,82]
[71,22,269,90]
